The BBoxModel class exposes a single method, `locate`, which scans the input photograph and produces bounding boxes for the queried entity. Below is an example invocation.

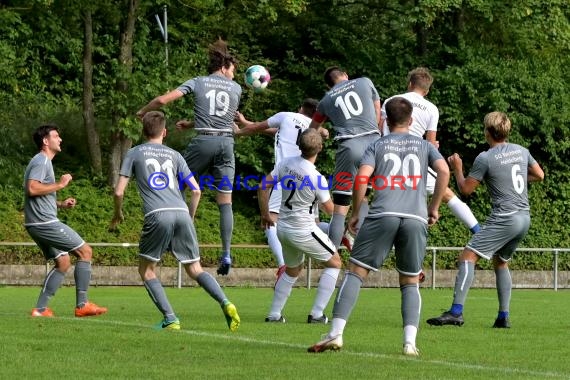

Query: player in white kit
[381,67,480,234]
[259,129,341,324]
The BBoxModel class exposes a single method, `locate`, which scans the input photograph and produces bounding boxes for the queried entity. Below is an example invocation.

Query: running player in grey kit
[25,124,107,318]
[111,111,240,331]
[309,97,449,356]
[137,39,241,276]
[309,66,382,252]
[427,111,544,328]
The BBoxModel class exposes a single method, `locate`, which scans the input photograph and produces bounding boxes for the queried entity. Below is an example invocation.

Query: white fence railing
[1,242,569,290]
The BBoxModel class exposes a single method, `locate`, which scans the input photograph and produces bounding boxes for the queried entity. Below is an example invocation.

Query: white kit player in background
[381,67,481,234]
[258,129,341,324]
[235,99,328,284]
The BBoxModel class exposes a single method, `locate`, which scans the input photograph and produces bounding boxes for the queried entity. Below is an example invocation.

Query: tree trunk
[82,8,102,176]
[414,0,427,58]
[108,0,140,188]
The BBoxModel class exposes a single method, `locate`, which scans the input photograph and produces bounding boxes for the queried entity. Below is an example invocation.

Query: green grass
[1,286,569,379]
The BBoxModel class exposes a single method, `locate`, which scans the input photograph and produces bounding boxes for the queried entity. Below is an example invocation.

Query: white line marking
[45,316,567,378]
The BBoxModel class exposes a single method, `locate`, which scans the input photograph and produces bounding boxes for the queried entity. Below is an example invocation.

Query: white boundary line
[46,316,567,379]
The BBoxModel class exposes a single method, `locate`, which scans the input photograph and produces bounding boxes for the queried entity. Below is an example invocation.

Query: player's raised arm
[137,89,184,119]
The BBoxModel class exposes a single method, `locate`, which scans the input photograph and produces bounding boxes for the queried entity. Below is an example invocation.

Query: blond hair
[408,67,433,92]
[299,129,323,158]
[484,111,511,141]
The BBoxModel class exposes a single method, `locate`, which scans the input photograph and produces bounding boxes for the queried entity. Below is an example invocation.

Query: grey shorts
[139,210,200,264]
[276,225,336,268]
[26,221,85,260]
[466,210,531,261]
[332,134,380,195]
[183,135,235,193]
[350,216,427,276]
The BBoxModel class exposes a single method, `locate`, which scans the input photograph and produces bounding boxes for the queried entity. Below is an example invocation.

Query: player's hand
[176,120,194,131]
[60,197,76,209]
[260,213,275,230]
[318,127,330,140]
[427,209,439,226]
[109,210,124,232]
[347,215,360,235]
[59,174,72,188]
[447,153,463,172]
[234,111,247,124]
[232,122,241,135]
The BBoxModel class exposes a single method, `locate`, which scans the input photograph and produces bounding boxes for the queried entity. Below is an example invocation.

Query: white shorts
[276,225,336,268]
[426,167,436,195]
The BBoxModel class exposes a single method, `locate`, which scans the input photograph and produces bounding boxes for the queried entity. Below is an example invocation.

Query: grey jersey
[120,143,190,216]
[315,77,380,140]
[23,153,58,225]
[468,143,537,216]
[362,133,443,223]
[177,74,242,133]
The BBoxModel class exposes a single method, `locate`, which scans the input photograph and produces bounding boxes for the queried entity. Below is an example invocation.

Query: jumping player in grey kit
[137,39,241,276]
[308,97,449,356]
[309,66,382,252]
[111,111,240,331]
[25,124,107,318]
[427,111,544,328]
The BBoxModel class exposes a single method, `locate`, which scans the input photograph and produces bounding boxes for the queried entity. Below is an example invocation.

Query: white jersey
[381,92,439,138]
[268,112,312,165]
[271,156,330,230]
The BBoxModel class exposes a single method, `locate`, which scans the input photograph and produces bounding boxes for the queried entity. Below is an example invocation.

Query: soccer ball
[244,65,270,93]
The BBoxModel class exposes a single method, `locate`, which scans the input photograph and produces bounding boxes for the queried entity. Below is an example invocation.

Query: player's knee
[75,244,92,261]
[332,193,351,206]
[55,255,72,273]
[184,261,203,280]
[327,253,342,268]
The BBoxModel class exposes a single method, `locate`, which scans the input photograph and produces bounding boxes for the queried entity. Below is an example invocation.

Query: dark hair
[142,111,166,138]
[299,128,323,158]
[385,97,413,128]
[207,39,237,74]
[323,66,345,88]
[300,98,318,118]
[33,124,59,150]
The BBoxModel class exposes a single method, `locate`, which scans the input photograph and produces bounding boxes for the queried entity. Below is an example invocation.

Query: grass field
[1,286,569,379]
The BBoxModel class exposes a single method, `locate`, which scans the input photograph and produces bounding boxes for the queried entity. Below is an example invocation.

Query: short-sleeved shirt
[120,143,191,217]
[314,77,380,140]
[23,152,58,226]
[468,143,537,216]
[267,112,312,165]
[381,92,439,138]
[362,133,443,223]
[177,74,242,133]
[271,156,331,230]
